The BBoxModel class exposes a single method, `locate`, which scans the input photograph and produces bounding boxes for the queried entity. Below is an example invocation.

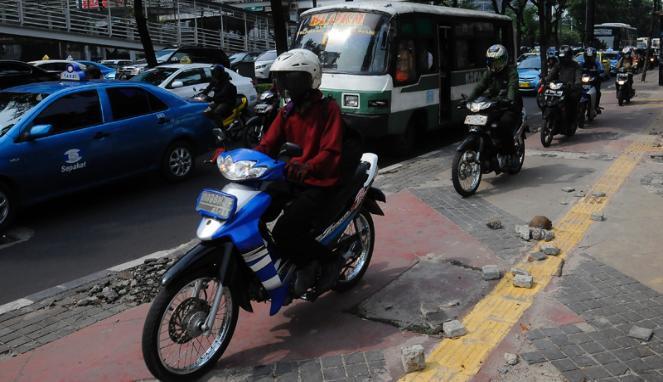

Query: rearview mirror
[26,124,52,140]
[279,142,303,158]
[170,80,184,89]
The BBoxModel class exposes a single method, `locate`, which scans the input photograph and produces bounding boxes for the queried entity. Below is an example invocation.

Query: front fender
[161,243,220,286]
[543,106,558,120]
[457,134,481,152]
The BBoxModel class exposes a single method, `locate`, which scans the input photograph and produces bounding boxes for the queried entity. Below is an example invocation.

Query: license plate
[545,90,563,96]
[196,190,237,220]
[519,82,531,88]
[464,114,488,126]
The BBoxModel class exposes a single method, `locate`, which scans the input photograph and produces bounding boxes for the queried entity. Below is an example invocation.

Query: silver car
[254,50,277,80]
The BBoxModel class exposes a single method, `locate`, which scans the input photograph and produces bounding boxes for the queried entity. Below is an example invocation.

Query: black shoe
[317,256,344,292]
[596,107,602,115]
[293,261,320,296]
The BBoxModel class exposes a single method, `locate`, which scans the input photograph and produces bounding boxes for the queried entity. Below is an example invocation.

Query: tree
[133,0,157,68]
[568,0,655,41]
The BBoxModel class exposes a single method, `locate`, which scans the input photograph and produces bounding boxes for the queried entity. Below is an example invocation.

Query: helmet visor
[275,71,312,100]
[487,56,506,72]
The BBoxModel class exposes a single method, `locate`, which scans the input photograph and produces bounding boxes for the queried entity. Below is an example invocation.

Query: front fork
[201,242,233,332]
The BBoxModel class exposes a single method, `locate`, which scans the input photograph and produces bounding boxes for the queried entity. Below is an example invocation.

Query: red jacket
[255,90,343,187]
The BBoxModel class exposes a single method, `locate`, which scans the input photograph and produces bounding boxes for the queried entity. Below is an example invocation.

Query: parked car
[28,60,87,74]
[116,46,231,80]
[77,60,116,79]
[130,63,257,105]
[254,50,277,81]
[229,52,260,71]
[100,59,133,69]
[0,66,215,230]
[517,55,541,92]
[0,60,58,90]
[600,50,621,76]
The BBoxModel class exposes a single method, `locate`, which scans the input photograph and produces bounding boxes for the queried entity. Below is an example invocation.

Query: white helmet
[270,49,322,89]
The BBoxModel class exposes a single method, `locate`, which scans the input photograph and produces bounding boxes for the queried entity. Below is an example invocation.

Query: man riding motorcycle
[469,44,522,169]
[201,64,237,125]
[616,46,636,93]
[581,47,602,114]
[545,45,582,127]
[254,49,345,296]
[546,47,559,69]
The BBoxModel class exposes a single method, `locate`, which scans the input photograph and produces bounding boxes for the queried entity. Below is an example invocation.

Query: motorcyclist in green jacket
[469,44,522,168]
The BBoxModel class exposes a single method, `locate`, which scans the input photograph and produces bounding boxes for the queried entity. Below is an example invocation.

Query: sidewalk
[1,74,663,382]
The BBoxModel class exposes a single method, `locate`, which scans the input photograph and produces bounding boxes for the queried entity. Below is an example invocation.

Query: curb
[0,239,197,316]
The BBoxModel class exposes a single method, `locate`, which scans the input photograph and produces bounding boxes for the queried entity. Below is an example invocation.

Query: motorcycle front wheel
[541,119,555,147]
[243,122,263,148]
[334,209,375,292]
[578,104,586,129]
[507,136,525,175]
[618,89,624,106]
[142,274,239,382]
[452,147,482,197]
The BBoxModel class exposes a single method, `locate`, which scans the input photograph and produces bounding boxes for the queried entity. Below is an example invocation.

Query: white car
[254,50,277,80]
[130,63,257,105]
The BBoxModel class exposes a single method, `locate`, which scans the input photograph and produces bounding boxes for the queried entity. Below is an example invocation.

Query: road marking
[401,137,663,382]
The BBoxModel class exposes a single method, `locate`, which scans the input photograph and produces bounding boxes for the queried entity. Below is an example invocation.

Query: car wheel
[0,181,16,232]
[161,141,195,182]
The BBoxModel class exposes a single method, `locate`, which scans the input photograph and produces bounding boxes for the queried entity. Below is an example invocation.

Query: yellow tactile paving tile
[401,135,658,382]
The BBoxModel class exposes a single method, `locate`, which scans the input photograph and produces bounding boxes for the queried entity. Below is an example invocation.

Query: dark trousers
[496,110,520,154]
[594,80,602,108]
[265,183,339,267]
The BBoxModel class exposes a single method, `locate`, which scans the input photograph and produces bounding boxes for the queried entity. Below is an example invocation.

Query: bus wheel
[392,119,417,157]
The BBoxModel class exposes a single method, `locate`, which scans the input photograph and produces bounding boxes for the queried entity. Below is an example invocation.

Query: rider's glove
[286,160,312,183]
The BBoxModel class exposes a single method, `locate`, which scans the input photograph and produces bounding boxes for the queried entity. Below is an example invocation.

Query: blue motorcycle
[141,144,385,381]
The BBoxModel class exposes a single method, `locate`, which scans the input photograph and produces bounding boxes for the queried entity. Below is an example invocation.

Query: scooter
[244,88,280,147]
[141,143,385,381]
[452,96,527,197]
[616,69,635,106]
[540,81,579,147]
[579,71,599,125]
[193,93,249,145]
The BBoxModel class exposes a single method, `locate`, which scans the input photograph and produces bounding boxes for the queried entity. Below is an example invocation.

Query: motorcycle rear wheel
[541,119,554,147]
[452,148,482,197]
[507,137,525,175]
[334,209,375,292]
[142,274,239,382]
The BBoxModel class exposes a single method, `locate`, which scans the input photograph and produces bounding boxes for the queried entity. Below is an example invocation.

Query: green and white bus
[293,1,514,152]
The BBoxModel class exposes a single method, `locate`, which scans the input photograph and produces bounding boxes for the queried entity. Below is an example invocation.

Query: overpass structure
[0,0,276,56]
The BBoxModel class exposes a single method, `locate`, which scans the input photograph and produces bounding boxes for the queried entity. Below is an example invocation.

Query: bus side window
[415,16,437,74]
[395,39,417,84]
[453,22,497,70]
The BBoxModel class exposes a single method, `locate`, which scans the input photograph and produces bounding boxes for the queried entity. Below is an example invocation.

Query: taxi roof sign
[60,63,87,81]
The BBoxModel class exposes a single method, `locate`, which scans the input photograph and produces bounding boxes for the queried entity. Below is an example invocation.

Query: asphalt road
[0,96,541,305]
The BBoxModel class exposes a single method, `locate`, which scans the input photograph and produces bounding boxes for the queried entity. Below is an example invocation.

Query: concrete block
[592,192,606,198]
[486,219,503,230]
[541,244,561,256]
[591,213,606,222]
[529,252,547,261]
[481,265,501,281]
[504,352,519,366]
[420,303,447,330]
[401,345,425,373]
[562,187,575,193]
[515,225,531,240]
[513,275,534,288]
[511,268,530,277]
[443,320,467,338]
[628,326,653,341]
[543,230,555,242]
[530,228,544,241]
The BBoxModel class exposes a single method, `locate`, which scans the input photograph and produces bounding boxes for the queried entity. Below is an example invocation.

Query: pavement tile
[364,351,385,363]
[582,366,611,380]
[252,365,274,377]
[561,344,586,357]
[562,370,588,382]
[321,355,344,368]
[638,372,663,382]
[322,367,347,381]
[343,352,365,365]
[581,341,606,354]
[276,371,299,382]
[574,355,598,368]
[635,347,656,358]
[551,358,578,372]
[604,362,630,377]
[619,375,645,381]
[275,361,297,376]
[533,338,559,350]
[521,351,547,365]
[542,348,567,361]
[594,352,619,365]
[614,347,641,362]
[642,356,663,370]
[568,333,594,344]
[345,363,369,377]
[541,327,565,337]
[561,324,584,335]
[597,339,622,350]
[625,359,650,373]
[551,334,573,346]
[527,329,546,341]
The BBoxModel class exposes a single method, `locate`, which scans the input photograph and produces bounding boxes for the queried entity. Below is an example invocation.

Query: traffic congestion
[2,0,663,381]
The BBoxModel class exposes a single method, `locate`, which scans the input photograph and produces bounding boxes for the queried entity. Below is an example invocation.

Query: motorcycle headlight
[217,155,267,181]
[549,82,563,90]
[467,101,491,113]
[582,75,590,83]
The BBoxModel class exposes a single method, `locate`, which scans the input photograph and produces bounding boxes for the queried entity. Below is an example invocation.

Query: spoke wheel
[161,141,195,182]
[452,148,482,197]
[334,209,374,292]
[142,275,238,382]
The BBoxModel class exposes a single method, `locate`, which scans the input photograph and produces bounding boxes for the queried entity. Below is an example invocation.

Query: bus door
[438,26,452,125]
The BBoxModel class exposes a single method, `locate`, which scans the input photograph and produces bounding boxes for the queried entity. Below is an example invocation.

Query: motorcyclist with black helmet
[469,44,522,168]
[201,64,237,124]
[582,47,603,114]
[546,45,582,126]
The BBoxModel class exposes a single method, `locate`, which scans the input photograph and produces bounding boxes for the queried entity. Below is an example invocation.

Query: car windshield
[518,56,541,70]
[292,11,390,74]
[229,53,245,64]
[131,67,178,85]
[256,51,277,62]
[603,53,619,60]
[0,92,47,137]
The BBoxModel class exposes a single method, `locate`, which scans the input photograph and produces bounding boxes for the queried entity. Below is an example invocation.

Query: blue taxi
[0,64,215,230]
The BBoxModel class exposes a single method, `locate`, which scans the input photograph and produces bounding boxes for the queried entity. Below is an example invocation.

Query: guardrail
[0,0,275,53]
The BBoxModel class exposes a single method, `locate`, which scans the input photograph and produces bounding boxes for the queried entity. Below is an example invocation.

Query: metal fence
[0,0,276,53]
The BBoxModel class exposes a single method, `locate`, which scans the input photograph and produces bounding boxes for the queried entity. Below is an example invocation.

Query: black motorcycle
[540,82,579,147]
[193,93,248,147]
[452,97,527,197]
[616,69,634,106]
[244,89,280,147]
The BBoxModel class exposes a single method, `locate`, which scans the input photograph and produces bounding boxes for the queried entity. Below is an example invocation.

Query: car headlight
[549,82,563,90]
[343,94,359,108]
[217,155,267,181]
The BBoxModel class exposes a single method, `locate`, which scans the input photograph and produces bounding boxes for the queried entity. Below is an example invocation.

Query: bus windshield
[293,11,390,74]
